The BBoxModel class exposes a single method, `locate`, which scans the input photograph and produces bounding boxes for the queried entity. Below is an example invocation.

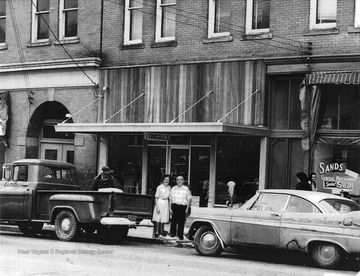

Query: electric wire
[30,0,98,87]
[106,0,303,53]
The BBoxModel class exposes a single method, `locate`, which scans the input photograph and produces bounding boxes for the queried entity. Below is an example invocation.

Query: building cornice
[0,57,101,73]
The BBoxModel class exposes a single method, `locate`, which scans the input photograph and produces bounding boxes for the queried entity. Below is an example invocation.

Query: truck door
[0,165,32,220]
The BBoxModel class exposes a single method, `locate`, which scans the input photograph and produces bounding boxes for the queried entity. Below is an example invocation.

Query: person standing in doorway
[295,172,312,191]
[170,175,192,240]
[152,174,171,237]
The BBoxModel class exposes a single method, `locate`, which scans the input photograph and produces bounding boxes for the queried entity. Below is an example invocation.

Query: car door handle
[270,213,280,217]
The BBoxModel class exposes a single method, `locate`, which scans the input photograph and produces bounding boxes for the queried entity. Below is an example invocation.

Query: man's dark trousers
[170,203,187,239]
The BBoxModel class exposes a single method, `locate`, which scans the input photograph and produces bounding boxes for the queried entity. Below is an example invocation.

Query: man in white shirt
[170,175,191,240]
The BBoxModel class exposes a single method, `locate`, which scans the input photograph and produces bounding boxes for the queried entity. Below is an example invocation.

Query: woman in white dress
[152,174,171,237]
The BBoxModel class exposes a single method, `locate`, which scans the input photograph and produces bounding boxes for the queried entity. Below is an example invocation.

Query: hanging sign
[145,133,170,142]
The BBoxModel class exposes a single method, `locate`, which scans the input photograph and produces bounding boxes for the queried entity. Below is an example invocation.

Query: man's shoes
[170,234,176,238]
[155,233,160,238]
[160,232,167,237]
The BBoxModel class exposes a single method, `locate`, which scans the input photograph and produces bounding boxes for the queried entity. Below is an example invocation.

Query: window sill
[242,32,273,40]
[348,27,360,34]
[151,40,177,48]
[203,35,233,44]
[0,43,8,50]
[54,38,80,45]
[303,27,339,36]
[121,43,145,50]
[27,40,51,47]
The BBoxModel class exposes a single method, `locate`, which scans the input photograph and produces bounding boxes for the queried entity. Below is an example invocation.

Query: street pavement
[0,220,194,247]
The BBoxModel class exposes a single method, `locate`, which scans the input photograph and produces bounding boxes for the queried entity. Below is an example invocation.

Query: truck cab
[0,159,79,221]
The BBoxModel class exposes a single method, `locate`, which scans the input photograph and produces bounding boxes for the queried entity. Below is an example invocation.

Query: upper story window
[355,0,360,27]
[246,0,270,34]
[310,0,337,30]
[155,0,176,42]
[124,0,143,45]
[31,0,50,42]
[0,0,6,44]
[59,0,78,40]
[208,0,231,38]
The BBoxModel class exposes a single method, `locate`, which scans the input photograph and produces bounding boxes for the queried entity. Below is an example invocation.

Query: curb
[0,224,193,247]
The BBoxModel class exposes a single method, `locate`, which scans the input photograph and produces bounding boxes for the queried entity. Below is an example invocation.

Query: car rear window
[319,199,360,214]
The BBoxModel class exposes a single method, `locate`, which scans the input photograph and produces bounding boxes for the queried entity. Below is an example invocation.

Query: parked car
[185,189,360,269]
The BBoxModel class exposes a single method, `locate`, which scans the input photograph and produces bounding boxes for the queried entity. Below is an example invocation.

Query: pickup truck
[0,159,153,242]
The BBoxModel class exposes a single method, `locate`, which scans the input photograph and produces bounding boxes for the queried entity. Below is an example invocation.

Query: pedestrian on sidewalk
[170,175,192,240]
[295,172,312,191]
[152,174,171,238]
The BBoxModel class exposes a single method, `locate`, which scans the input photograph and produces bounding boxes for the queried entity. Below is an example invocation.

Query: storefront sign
[321,174,355,191]
[319,162,357,192]
[145,133,170,142]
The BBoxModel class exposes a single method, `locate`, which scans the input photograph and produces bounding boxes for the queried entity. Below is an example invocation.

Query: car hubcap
[202,232,217,249]
[61,218,71,232]
[319,244,335,260]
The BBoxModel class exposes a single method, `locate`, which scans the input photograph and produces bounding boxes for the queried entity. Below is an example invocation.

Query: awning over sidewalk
[305,70,360,85]
[55,122,269,136]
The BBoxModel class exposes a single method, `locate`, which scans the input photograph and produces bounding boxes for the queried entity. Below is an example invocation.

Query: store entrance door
[169,147,190,186]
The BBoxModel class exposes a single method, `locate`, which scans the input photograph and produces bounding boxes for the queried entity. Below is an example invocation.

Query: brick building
[0,0,102,187]
[2,0,360,203]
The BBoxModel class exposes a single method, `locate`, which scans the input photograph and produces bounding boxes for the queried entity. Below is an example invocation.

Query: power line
[105,0,302,54]
[30,0,98,87]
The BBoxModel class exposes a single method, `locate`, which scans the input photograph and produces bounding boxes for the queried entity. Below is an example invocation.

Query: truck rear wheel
[18,222,43,236]
[55,210,79,242]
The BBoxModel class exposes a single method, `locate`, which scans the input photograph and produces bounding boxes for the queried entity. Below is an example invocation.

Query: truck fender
[50,206,80,224]
[49,194,97,223]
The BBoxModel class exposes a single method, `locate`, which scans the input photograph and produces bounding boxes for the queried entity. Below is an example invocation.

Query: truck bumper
[100,217,136,226]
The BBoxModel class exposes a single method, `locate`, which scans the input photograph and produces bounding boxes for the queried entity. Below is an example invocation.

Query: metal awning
[55,122,269,136]
[305,70,360,85]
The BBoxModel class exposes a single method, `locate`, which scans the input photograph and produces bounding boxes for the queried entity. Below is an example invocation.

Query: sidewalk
[0,221,193,247]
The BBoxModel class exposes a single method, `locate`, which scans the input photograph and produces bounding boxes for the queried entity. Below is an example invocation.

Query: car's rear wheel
[55,210,79,241]
[18,222,43,236]
[194,226,223,256]
[311,242,343,269]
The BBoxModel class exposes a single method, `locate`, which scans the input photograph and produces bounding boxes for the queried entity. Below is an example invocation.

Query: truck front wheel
[55,210,79,242]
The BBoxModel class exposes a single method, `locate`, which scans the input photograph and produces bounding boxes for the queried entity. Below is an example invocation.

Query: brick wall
[101,0,360,67]
[0,0,101,65]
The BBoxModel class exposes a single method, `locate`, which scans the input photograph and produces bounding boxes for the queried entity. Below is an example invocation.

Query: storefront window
[319,85,360,130]
[313,143,360,198]
[108,135,143,194]
[215,136,260,205]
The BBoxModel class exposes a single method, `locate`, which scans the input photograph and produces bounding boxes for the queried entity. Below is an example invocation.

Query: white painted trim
[245,0,270,35]
[59,0,78,40]
[309,0,337,30]
[208,0,230,38]
[355,0,360,27]
[155,0,176,42]
[31,0,50,43]
[124,0,143,45]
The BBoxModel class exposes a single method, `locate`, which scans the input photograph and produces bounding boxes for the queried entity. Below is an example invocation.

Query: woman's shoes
[155,233,160,238]
[160,231,168,237]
